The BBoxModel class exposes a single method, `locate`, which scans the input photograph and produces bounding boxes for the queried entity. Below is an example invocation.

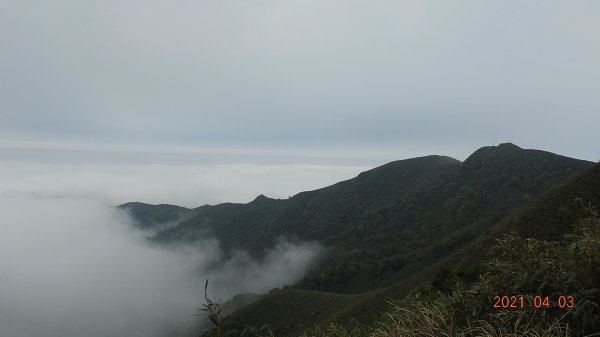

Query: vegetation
[118,202,192,230]
[371,206,600,336]
[203,208,600,336]
[227,166,600,335]
[200,279,237,337]
[149,144,591,293]
[300,321,368,337]
[121,144,600,336]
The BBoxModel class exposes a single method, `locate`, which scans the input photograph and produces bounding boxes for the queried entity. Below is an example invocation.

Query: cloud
[1,1,599,161]
[205,240,323,300]
[0,194,322,337]
[0,155,370,207]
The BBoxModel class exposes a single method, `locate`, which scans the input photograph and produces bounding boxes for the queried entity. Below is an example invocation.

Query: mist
[0,158,368,207]
[0,194,322,337]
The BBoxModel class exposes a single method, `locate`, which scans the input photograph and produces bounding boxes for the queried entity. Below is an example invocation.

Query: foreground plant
[371,204,600,337]
[200,280,238,337]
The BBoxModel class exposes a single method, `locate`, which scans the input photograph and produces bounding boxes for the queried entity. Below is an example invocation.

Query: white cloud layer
[0,159,368,207]
[0,194,322,337]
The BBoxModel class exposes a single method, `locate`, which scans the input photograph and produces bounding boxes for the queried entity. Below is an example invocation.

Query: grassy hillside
[230,163,600,336]
[232,288,370,336]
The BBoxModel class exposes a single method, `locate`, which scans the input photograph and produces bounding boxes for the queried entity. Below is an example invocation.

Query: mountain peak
[497,142,522,150]
[463,143,590,178]
[250,194,273,203]
[464,142,525,164]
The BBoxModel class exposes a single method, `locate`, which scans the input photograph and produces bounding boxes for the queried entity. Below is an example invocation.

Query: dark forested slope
[119,202,192,230]
[121,143,596,336]
[122,143,591,292]
[148,143,590,292]
[231,162,600,336]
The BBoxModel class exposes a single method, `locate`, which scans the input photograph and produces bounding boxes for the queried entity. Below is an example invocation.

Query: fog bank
[0,195,321,337]
[0,159,367,207]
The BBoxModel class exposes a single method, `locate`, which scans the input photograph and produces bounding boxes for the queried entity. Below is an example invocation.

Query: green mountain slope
[231,162,600,336]
[120,144,596,335]
[152,143,591,293]
[119,202,192,230]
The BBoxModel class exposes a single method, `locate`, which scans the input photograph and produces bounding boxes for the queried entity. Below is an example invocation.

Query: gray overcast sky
[0,1,599,205]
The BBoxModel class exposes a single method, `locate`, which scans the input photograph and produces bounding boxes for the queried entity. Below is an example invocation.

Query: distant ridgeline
[122,143,590,291]
[119,202,192,230]
[120,143,600,335]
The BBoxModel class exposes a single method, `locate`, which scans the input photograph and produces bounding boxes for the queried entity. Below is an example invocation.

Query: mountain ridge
[125,143,592,294]
[231,162,600,336]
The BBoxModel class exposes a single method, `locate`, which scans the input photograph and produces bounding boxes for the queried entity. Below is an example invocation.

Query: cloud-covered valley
[0,194,322,337]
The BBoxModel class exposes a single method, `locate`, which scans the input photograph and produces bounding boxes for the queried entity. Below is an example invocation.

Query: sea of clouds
[0,194,322,337]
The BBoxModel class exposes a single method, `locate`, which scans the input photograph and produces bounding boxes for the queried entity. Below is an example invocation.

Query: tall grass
[370,206,600,337]
[300,321,368,337]
[200,280,238,337]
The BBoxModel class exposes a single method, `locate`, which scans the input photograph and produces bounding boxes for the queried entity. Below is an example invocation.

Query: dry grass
[369,296,573,337]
